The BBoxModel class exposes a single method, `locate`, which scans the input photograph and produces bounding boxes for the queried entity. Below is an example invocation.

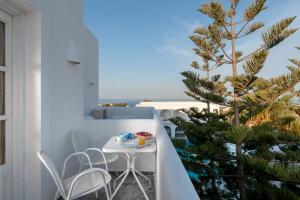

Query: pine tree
[188,57,227,113]
[242,48,300,132]
[190,1,297,198]
[176,52,233,198]
[238,49,300,198]
[177,0,300,199]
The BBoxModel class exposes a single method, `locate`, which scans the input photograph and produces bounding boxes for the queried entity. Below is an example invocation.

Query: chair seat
[64,169,111,199]
[84,153,119,166]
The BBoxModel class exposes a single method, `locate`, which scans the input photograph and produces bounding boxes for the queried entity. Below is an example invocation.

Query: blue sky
[84,0,300,99]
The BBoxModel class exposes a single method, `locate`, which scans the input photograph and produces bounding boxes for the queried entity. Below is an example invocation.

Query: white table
[102,136,156,200]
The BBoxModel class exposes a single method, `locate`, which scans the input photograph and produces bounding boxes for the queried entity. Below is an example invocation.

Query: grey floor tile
[79,172,155,200]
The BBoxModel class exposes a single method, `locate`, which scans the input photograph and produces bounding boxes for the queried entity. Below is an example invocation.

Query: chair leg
[104,184,110,200]
[108,183,112,197]
[94,190,99,198]
[79,162,83,172]
[53,190,59,200]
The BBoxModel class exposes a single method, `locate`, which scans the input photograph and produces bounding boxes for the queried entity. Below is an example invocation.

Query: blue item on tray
[116,132,135,143]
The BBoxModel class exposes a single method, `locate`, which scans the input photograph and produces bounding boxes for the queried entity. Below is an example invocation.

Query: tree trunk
[210,161,219,197]
[231,17,240,126]
[233,99,240,125]
[230,13,246,200]
[207,70,210,113]
[236,143,246,199]
[207,101,211,113]
[207,70,211,116]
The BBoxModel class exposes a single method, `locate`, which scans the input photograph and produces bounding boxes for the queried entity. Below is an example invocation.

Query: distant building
[136,101,227,139]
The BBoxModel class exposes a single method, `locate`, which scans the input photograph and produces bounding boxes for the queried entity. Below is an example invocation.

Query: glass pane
[0,71,4,115]
[0,120,5,165]
[0,22,4,66]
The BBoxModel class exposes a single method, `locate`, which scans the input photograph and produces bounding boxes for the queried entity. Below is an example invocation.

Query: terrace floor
[79,173,155,200]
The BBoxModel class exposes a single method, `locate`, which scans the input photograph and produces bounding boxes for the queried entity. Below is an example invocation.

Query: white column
[171,125,176,138]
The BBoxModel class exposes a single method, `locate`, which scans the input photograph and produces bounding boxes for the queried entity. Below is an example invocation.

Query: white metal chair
[71,130,119,172]
[37,151,111,200]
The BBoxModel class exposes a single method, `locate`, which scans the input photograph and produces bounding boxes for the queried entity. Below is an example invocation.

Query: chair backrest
[71,130,92,163]
[71,129,92,152]
[37,151,67,199]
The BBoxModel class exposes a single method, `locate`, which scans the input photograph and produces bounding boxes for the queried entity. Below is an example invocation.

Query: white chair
[71,130,119,172]
[37,151,111,200]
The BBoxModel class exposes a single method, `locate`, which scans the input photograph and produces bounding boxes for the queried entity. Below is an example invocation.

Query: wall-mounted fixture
[88,82,96,86]
[67,41,80,65]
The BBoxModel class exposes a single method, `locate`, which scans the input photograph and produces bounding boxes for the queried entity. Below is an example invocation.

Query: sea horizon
[98,98,195,107]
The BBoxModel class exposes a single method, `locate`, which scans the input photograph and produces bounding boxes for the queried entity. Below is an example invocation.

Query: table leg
[113,170,127,190]
[134,169,152,188]
[110,153,152,200]
[132,155,150,200]
[110,153,130,200]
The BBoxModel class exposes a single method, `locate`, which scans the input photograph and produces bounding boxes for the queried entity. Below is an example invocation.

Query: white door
[0,10,12,200]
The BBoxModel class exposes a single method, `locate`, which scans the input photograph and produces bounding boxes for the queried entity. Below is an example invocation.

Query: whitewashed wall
[153,112,200,200]
[137,101,222,111]
[83,109,200,200]
[83,119,157,171]
[8,0,99,199]
[83,28,99,116]
[8,4,44,199]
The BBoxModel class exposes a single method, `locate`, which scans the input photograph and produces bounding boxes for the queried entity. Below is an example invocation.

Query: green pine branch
[262,17,297,49]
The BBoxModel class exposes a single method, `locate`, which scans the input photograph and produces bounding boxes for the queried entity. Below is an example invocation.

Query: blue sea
[99,98,194,107]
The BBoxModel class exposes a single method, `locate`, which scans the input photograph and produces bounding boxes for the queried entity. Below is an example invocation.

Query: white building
[0,0,199,200]
[137,101,226,138]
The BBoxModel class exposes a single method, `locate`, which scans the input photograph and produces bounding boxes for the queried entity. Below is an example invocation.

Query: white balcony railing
[155,121,199,200]
[81,107,199,200]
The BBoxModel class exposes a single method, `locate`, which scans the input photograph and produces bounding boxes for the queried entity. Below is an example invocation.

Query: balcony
[80,107,199,200]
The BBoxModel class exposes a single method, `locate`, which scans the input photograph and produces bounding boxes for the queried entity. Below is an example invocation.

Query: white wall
[83,28,99,115]
[155,125,200,200]
[83,117,157,172]
[137,101,222,110]
[24,11,42,200]
[83,108,157,171]
[83,109,200,200]
[153,112,199,200]
[139,101,226,122]
[9,6,43,200]
[7,0,99,199]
